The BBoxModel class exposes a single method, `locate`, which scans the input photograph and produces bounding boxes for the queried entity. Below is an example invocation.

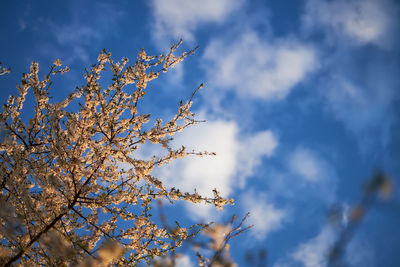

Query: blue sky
[1,0,399,266]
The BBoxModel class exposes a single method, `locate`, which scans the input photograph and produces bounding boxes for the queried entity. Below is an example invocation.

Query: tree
[0,42,237,266]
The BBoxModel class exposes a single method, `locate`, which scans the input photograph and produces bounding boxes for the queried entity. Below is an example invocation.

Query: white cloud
[303,0,398,48]
[153,113,278,217]
[175,254,194,267]
[275,208,374,267]
[159,119,239,197]
[273,223,340,267]
[54,25,100,46]
[286,147,337,203]
[261,147,337,204]
[242,191,286,240]
[202,31,318,100]
[324,75,395,139]
[153,254,194,267]
[289,147,321,182]
[237,130,278,187]
[43,2,124,64]
[150,0,243,43]
[291,226,335,267]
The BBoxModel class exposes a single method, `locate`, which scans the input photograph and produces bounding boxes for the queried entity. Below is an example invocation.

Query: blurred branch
[327,171,393,266]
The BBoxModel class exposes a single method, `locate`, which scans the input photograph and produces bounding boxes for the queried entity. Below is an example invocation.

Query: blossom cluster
[0,42,233,266]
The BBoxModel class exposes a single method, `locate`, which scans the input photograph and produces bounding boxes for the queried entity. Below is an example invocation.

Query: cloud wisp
[141,113,279,218]
[43,2,124,64]
[241,191,286,240]
[149,0,244,44]
[289,147,325,183]
[324,75,394,134]
[202,31,318,100]
[303,0,398,48]
[290,226,336,267]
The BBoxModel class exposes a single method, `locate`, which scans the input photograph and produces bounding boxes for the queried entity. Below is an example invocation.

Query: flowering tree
[0,42,235,266]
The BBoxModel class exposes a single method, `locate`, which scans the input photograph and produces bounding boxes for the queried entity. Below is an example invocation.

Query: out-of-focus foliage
[327,172,393,267]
